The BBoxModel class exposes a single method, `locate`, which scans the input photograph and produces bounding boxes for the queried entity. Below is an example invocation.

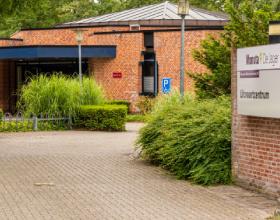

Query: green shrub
[136,96,156,115]
[18,74,105,117]
[75,105,127,131]
[81,77,106,106]
[0,109,3,120]
[137,92,231,185]
[0,121,32,132]
[106,100,130,112]
[0,120,68,132]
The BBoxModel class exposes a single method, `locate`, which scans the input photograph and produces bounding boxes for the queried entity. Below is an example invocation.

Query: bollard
[33,116,38,131]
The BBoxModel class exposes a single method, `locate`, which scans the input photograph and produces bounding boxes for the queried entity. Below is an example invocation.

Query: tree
[189,37,231,99]
[190,0,280,99]
[94,0,123,15]
[224,0,280,48]
[274,0,280,11]
[0,0,21,15]
[0,0,65,36]
[57,0,99,22]
[1,0,231,37]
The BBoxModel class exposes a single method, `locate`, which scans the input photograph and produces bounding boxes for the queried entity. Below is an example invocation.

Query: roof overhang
[0,45,116,60]
[56,19,228,29]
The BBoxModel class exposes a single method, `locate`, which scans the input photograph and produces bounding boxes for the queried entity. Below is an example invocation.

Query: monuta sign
[237,44,280,118]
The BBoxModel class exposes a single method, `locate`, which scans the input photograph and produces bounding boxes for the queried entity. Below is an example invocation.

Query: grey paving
[0,123,278,220]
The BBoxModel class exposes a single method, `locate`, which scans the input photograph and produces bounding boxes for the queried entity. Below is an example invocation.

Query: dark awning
[0,45,116,59]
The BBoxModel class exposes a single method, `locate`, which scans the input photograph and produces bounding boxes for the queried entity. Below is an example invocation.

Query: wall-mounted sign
[113,72,122,78]
[162,78,171,94]
[237,44,280,118]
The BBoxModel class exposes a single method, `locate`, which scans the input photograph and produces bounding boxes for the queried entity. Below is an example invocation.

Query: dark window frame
[140,57,158,96]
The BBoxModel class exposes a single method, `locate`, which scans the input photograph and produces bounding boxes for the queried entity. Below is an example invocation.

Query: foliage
[0,109,3,120]
[0,0,64,37]
[126,114,148,122]
[190,37,231,99]
[2,0,280,37]
[137,92,232,185]
[106,100,130,112]
[190,0,280,99]
[0,120,68,132]
[136,96,156,115]
[18,74,105,117]
[81,77,106,106]
[0,0,229,37]
[224,0,280,48]
[75,105,127,131]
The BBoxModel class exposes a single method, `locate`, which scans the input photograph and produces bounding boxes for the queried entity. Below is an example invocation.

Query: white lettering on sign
[238,44,280,71]
[237,44,280,118]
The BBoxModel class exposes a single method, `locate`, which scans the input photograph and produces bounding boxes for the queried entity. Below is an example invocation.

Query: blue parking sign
[162,78,171,94]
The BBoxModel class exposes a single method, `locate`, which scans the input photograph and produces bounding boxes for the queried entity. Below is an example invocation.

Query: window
[141,52,158,96]
[144,32,154,48]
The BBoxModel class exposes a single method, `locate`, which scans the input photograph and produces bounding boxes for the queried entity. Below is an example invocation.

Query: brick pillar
[231,47,280,199]
[231,48,238,180]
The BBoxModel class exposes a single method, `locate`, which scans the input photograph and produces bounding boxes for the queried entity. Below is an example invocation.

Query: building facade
[0,1,227,112]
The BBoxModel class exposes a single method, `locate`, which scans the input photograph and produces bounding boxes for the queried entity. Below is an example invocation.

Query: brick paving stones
[0,123,278,220]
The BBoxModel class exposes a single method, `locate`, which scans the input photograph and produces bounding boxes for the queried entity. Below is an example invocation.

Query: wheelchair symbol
[162,78,171,94]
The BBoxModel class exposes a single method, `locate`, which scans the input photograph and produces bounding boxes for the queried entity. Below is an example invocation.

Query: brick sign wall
[232,48,280,198]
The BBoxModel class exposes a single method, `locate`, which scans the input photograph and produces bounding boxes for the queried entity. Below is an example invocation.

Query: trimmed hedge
[106,100,130,112]
[75,105,127,131]
[137,93,231,185]
[0,121,68,132]
[0,121,32,132]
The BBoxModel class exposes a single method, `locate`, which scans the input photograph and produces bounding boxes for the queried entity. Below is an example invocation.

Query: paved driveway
[0,123,278,220]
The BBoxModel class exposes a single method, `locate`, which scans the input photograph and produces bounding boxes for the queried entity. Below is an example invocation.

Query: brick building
[0,1,227,112]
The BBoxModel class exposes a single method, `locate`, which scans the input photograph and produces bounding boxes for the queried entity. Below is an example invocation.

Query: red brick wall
[10,26,174,46]
[11,27,132,45]
[231,49,280,198]
[155,30,220,94]
[89,30,221,111]
[89,32,144,111]
[0,39,23,47]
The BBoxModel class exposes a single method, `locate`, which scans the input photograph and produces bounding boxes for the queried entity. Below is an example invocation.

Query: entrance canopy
[0,45,116,59]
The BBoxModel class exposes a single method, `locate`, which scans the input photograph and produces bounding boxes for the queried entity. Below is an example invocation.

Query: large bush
[137,92,231,185]
[75,105,127,131]
[18,74,105,116]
